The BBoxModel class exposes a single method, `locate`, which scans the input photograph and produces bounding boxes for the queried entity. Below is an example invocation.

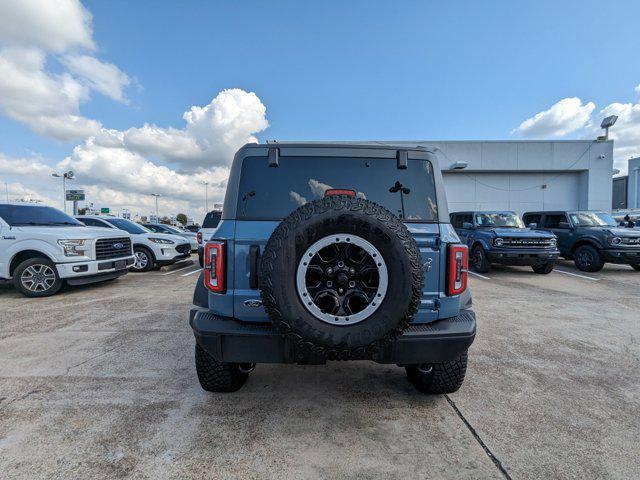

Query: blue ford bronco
[190,143,476,393]
[450,211,559,274]
[523,210,640,272]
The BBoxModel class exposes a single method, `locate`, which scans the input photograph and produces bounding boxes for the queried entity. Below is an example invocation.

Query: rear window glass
[237,156,438,221]
[202,211,222,228]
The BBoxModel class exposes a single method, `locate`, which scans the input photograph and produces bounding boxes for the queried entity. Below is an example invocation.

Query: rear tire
[13,257,63,298]
[471,245,491,273]
[195,344,249,392]
[532,261,554,274]
[574,245,604,272]
[405,351,468,394]
[630,264,640,271]
[131,246,154,272]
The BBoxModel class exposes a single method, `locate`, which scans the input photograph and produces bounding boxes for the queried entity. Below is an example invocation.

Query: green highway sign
[100,207,110,214]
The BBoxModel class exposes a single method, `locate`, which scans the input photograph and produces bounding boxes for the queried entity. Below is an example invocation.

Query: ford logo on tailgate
[113,242,124,249]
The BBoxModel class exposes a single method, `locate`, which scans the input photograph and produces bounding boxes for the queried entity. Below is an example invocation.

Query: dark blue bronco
[190,143,476,393]
[450,211,559,274]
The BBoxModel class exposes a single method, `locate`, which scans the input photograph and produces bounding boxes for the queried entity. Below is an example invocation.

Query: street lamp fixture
[599,115,618,141]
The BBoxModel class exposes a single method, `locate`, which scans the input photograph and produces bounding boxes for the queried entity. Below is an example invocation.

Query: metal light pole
[4,182,8,202]
[52,171,74,213]
[202,181,209,211]
[150,193,161,219]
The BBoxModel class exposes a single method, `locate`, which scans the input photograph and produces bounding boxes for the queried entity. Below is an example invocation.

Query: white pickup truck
[0,203,135,297]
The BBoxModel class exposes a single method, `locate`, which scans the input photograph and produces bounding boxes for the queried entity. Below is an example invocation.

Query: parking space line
[161,265,194,276]
[553,269,599,281]
[468,271,491,280]
[181,268,202,277]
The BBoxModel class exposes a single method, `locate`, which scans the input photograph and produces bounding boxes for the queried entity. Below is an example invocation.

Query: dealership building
[612,157,640,211]
[394,140,615,214]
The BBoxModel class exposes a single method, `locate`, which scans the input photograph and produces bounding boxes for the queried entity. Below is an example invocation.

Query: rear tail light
[447,244,468,296]
[197,231,202,245]
[325,189,356,197]
[204,241,225,293]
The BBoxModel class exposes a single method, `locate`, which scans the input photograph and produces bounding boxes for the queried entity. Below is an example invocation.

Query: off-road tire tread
[259,195,424,360]
[471,245,491,273]
[195,344,248,392]
[574,245,604,272]
[532,261,555,274]
[406,351,468,394]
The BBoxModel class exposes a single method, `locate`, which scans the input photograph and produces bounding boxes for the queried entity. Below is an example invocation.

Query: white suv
[76,215,191,272]
[0,204,135,297]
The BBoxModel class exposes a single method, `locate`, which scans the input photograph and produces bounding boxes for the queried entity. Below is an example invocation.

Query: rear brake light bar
[204,241,225,293]
[325,189,356,197]
[447,244,468,296]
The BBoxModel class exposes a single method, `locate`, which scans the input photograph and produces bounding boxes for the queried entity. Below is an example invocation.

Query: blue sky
[1,0,639,219]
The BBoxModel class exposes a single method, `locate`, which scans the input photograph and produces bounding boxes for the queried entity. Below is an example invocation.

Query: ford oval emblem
[243,299,263,308]
[113,242,124,249]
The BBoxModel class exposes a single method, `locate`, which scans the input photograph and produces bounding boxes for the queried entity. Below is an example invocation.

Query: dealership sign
[65,189,85,201]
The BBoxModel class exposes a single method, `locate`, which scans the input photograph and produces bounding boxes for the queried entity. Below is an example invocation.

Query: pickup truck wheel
[259,196,423,359]
[131,246,153,272]
[574,245,604,272]
[471,245,491,273]
[195,344,248,392]
[13,257,62,297]
[630,263,640,271]
[405,351,468,394]
[532,261,555,274]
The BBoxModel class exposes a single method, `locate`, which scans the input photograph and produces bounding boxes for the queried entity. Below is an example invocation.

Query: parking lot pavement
[1,254,639,479]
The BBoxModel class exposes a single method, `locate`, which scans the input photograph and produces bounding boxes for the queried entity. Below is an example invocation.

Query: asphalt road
[1,255,639,479]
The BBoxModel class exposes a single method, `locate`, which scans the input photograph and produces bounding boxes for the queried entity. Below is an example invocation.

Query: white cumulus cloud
[0,87,269,221]
[513,97,595,138]
[0,46,101,140]
[514,87,640,174]
[91,89,269,168]
[58,138,231,203]
[0,0,94,53]
[61,55,131,103]
[0,0,132,141]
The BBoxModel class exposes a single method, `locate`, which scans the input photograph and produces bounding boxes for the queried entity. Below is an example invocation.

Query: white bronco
[0,204,135,297]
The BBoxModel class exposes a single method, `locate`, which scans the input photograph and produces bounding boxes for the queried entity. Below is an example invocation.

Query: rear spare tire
[259,196,423,359]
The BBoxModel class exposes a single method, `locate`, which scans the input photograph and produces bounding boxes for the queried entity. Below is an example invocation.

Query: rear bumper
[487,248,559,266]
[189,308,476,365]
[601,248,640,264]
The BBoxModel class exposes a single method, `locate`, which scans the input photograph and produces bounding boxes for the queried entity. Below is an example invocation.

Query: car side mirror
[462,222,474,229]
[528,222,537,229]
[558,222,571,229]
